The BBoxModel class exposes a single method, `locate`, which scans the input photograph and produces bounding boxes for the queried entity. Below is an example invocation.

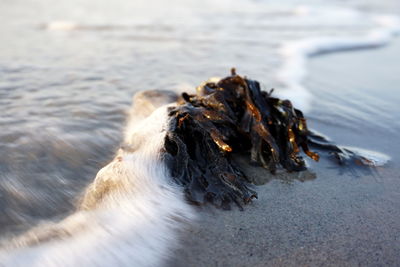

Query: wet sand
[169,41,400,266]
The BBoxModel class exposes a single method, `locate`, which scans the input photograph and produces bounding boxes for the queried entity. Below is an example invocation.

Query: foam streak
[276,13,400,112]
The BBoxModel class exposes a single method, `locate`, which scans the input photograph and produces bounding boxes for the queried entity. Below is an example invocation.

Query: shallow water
[0,0,400,255]
[306,39,400,160]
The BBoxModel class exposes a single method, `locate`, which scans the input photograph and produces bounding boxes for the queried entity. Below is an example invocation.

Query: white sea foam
[0,91,193,267]
[45,21,79,31]
[342,146,391,167]
[275,10,400,113]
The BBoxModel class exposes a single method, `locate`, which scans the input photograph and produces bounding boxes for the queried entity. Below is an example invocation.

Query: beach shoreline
[168,40,400,267]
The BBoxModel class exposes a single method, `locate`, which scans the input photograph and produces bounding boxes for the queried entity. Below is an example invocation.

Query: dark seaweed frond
[163,69,320,208]
[307,130,378,166]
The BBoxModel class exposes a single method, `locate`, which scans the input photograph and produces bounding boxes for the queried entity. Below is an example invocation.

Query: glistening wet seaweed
[163,69,370,209]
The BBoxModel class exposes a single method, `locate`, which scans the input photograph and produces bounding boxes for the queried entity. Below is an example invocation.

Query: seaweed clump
[162,68,321,208]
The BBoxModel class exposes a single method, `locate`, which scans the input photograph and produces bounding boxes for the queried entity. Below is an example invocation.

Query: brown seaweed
[162,69,378,208]
[162,69,321,208]
[306,131,378,166]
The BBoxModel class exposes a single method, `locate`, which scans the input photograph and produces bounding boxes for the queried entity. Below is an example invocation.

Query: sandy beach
[169,41,400,267]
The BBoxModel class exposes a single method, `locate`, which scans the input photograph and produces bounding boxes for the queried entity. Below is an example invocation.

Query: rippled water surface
[1,0,400,236]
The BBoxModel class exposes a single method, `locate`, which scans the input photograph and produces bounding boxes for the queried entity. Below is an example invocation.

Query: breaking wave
[0,91,194,267]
